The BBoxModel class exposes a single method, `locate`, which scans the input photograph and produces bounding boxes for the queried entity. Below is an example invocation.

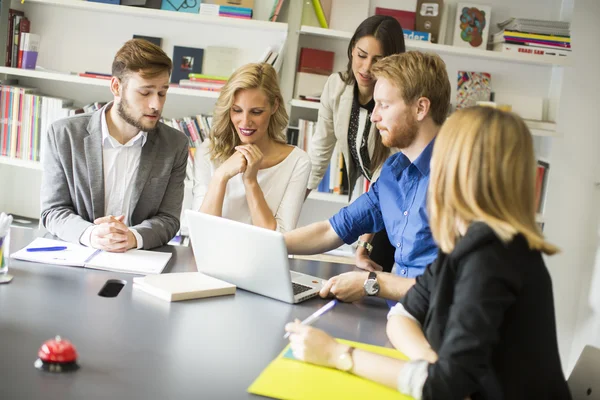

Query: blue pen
[26,246,68,252]
[283,299,339,339]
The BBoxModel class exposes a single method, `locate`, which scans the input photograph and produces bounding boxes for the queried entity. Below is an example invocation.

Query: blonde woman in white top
[192,63,311,232]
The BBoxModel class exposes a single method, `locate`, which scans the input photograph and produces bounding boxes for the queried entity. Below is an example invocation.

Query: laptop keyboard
[292,282,313,295]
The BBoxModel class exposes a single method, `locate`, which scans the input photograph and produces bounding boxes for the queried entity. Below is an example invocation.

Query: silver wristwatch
[363,272,380,296]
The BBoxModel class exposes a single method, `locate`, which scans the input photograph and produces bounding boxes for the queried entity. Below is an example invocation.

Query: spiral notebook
[11,238,171,275]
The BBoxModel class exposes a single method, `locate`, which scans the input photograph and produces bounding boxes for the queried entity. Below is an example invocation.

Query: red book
[5,10,24,67]
[17,18,31,69]
[375,7,415,30]
[78,73,111,80]
[297,48,334,76]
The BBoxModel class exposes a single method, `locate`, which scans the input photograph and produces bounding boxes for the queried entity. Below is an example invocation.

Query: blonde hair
[209,63,288,163]
[428,106,558,255]
[371,51,450,126]
[112,39,172,81]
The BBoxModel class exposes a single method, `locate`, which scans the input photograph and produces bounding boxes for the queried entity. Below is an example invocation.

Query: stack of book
[493,18,571,58]
[0,84,91,162]
[177,74,227,92]
[200,0,253,19]
[160,113,213,182]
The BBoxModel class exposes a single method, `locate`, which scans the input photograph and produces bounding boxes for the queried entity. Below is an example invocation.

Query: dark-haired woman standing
[305,15,406,273]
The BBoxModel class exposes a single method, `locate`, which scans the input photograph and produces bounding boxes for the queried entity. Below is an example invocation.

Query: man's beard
[380,111,418,149]
[117,95,159,132]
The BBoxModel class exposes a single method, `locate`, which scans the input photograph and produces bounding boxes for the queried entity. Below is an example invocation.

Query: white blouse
[192,141,311,232]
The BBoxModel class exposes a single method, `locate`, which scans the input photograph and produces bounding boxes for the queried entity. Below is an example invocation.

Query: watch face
[364,279,379,296]
[337,352,353,372]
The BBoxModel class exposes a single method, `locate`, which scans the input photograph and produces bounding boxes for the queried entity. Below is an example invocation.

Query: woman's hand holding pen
[235,144,263,184]
[285,320,348,369]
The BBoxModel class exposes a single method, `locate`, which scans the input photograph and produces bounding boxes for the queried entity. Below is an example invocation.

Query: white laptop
[185,210,323,304]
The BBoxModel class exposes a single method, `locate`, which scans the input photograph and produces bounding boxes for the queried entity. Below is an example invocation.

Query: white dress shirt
[192,141,311,233]
[80,103,146,249]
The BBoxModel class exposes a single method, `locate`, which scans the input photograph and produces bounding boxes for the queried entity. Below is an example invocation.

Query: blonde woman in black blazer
[287,107,571,400]
[306,15,406,272]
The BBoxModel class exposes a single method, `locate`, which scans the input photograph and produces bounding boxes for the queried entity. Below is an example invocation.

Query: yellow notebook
[248,339,414,400]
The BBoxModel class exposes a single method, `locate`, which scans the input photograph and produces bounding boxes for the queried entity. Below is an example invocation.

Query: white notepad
[133,272,236,302]
[11,238,171,275]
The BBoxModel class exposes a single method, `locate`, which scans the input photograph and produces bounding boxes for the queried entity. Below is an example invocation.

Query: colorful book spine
[403,29,431,42]
[21,33,40,70]
[499,30,570,43]
[493,42,570,57]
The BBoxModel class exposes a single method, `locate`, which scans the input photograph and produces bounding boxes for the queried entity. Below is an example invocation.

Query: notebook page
[11,238,98,267]
[84,249,172,275]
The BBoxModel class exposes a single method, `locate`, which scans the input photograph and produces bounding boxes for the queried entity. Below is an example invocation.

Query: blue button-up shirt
[329,139,438,278]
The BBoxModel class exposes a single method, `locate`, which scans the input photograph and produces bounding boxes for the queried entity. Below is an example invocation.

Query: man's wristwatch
[363,271,380,296]
[335,346,355,372]
[357,240,373,255]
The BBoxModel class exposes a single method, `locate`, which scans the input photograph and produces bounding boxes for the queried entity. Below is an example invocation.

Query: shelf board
[23,0,288,31]
[0,156,42,170]
[299,25,571,67]
[291,98,558,137]
[307,191,348,204]
[0,67,220,99]
[290,99,320,110]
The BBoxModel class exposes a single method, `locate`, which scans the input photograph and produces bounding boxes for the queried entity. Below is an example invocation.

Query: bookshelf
[21,0,288,32]
[0,67,221,99]
[0,156,42,170]
[0,0,569,233]
[299,25,572,67]
[291,98,559,137]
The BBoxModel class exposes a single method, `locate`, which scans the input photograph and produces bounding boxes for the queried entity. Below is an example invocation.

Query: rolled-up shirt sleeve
[328,181,385,244]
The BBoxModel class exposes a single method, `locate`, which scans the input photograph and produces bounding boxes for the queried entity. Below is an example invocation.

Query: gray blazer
[40,107,189,249]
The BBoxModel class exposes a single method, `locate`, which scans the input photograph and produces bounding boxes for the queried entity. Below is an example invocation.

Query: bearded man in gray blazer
[41,39,189,252]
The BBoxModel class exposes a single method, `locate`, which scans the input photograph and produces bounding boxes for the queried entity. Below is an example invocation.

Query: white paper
[11,238,98,267]
[84,249,172,275]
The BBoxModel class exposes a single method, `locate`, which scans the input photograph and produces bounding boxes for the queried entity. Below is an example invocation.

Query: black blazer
[400,222,571,400]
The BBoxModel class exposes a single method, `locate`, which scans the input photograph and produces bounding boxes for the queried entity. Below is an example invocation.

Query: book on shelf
[403,29,431,42]
[375,7,416,31]
[19,33,40,70]
[161,0,200,13]
[203,46,238,78]
[493,42,569,57]
[171,46,204,84]
[494,29,571,43]
[15,17,30,68]
[535,160,550,213]
[268,0,286,22]
[5,9,24,67]
[497,17,570,36]
[416,0,444,44]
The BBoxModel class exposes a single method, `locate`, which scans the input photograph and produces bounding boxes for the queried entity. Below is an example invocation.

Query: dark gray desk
[0,227,391,399]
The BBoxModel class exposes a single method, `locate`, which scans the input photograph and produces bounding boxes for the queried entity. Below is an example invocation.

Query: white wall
[545,0,600,374]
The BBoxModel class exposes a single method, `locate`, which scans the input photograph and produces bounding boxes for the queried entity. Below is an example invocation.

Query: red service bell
[34,336,80,372]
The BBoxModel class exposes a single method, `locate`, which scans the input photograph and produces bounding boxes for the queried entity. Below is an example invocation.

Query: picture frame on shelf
[452,3,491,50]
[171,46,204,84]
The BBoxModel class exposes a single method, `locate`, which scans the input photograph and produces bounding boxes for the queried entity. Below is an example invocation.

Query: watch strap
[357,240,373,255]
